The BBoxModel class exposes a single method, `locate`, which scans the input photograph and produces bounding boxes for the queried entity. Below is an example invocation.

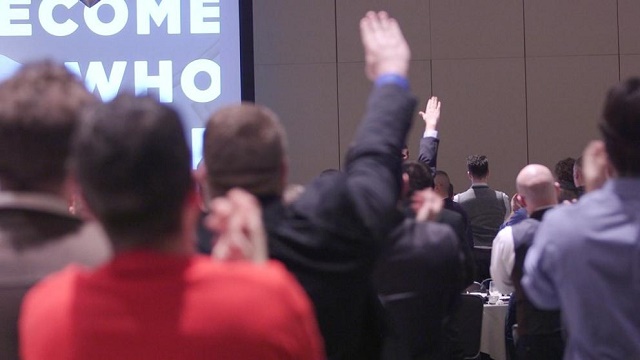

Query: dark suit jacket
[416,135,475,286]
[418,136,439,176]
[437,209,475,287]
[263,84,416,360]
[373,217,462,359]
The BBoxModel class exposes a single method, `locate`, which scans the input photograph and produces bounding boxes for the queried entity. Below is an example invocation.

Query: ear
[401,173,410,198]
[192,165,210,212]
[467,171,472,180]
[516,193,527,208]
[553,181,561,199]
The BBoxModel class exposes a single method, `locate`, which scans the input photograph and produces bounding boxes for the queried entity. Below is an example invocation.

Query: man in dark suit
[202,11,415,359]
[374,160,467,359]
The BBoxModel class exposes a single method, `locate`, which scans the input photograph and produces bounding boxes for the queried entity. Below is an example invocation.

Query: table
[480,303,508,360]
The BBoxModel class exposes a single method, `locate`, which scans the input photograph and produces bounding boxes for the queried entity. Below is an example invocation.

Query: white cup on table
[488,280,500,304]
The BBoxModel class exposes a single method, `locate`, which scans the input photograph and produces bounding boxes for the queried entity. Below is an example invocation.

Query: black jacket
[263,84,416,360]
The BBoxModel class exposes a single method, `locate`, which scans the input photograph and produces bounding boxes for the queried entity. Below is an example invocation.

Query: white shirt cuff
[423,129,438,138]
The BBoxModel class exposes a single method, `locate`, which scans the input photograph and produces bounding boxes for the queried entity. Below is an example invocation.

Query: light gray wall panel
[619,0,640,55]
[430,0,524,59]
[524,0,618,57]
[431,58,527,196]
[621,55,640,79]
[337,61,431,166]
[254,63,339,185]
[336,0,431,63]
[526,55,619,171]
[253,1,336,65]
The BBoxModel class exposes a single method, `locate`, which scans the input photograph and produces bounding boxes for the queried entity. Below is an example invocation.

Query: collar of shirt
[0,191,71,217]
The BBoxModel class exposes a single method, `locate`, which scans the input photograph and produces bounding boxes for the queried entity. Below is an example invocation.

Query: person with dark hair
[19,94,324,360]
[372,159,470,359]
[523,77,640,359]
[203,11,415,359]
[0,61,111,360]
[554,157,579,201]
[454,154,510,281]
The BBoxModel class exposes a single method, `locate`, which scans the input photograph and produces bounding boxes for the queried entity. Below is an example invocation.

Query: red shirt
[20,251,324,360]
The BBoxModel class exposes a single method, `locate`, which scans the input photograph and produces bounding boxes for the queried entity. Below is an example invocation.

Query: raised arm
[417,96,441,175]
[344,11,416,239]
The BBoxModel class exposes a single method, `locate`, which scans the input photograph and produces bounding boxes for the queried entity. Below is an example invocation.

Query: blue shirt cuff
[374,74,409,91]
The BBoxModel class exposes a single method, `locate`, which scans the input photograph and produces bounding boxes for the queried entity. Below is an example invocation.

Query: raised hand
[411,188,444,222]
[582,140,610,193]
[359,11,410,81]
[419,96,441,132]
[207,188,268,264]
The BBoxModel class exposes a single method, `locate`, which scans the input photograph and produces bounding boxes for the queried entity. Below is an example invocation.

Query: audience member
[454,155,510,281]
[434,171,473,238]
[373,183,462,359]
[374,160,468,358]
[554,157,579,201]
[490,164,564,360]
[19,94,323,360]
[413,96,474,275]
[417,96,441,175]
[523,77,640,359]
[203,11,415,359]
[572,156,585,197]
[0,61,111,360]
[500,194,527,230]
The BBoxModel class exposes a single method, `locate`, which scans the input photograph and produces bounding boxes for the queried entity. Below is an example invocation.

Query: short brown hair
[203,104,287,198]
[0,60,96,191]
[72,94,192,244]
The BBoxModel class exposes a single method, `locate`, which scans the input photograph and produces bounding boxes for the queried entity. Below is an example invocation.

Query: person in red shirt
[19,94,324,360]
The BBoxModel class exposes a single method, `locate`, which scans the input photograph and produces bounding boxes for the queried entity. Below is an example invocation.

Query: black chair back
[450,294,484,359]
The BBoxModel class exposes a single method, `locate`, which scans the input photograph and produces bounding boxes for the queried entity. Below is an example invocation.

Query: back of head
[402,161,434,197]
[0,60,96,192]
[204,103,287,198]
[554,157,575,185]
[434,170,451,198]
[554,157,578,201]
[600,77,640,176]
[72,94,192,247]
[516,164,558,213]
[466,155,489,179]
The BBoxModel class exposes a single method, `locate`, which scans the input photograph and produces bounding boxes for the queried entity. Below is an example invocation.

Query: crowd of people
[0,10,638,360]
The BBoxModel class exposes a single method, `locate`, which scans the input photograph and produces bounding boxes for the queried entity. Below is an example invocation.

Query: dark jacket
[263,84,416,360]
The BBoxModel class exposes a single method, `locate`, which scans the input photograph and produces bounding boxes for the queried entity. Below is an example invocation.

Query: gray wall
[253,0,640,196]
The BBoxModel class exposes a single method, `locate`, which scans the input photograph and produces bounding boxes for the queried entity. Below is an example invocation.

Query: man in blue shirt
[523,77,640,359]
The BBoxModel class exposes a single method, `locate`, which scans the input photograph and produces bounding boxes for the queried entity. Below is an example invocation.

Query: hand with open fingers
[207,188,268,264]
[419,96,441,131]
[582,140,610,193]
[412,188,443,222]
[359,11,410,81]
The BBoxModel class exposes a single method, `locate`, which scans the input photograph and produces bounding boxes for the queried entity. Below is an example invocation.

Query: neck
[111,225,195,255]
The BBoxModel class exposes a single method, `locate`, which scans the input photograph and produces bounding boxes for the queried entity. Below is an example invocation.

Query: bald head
[516,164,559,214]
